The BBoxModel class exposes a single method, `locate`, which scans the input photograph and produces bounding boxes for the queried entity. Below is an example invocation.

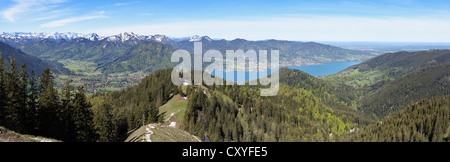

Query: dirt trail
[165,109,182,122]
[30,137,52,142]
[192,135,202,142]
[142,124,155,142]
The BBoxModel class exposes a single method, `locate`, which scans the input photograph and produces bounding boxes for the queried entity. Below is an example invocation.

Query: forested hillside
[20,64,441,142]
[180,68,374,142]
[1,59,448,142]
[0,42,70,75]
[347,95,450,142]
[89,69,180,141]
[278,68,358,109]
[0,58,94,141]
[17,38,176,74]
[99,41,175,73]
[19,38,137,64]
[359,63,450,118]
[85,68,375,142]
[0,63,182,142]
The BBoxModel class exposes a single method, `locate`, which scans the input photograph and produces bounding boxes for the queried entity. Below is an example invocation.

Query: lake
[287,61,362,77]
[212,61,362,83]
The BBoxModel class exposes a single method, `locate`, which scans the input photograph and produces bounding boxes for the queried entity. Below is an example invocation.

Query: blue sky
[1,0,450,42]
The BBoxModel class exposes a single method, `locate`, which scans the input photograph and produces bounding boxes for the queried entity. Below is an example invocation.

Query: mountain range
[0,32,206,47]
[1,32,375,74]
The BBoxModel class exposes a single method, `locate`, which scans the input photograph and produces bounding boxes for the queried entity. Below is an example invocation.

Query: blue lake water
[287,61,362,77]
[212,61,362,83]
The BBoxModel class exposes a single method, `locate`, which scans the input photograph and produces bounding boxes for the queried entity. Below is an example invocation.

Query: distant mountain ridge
[324,49,450,91]
[0,32,206,47]
[100,41,175,73]
[1,32,375,73]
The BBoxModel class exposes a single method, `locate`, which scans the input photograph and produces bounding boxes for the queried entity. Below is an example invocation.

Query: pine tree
[94,102,117,142]
[4,59,21,131]
[0,57,5,126]
[17,63,28,133]
[27,71,39,134]
[60,80,75,141]
[72,86,96,142]
[61,80,73,108]
[38,68,60,138]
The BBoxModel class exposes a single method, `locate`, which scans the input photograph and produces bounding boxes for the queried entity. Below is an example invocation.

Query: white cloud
[140,13,153,16]
[2,0,67,22]
[114,1,139,6]
[92,15,450,42]
[33,14,60,21]
[41,11,108,28]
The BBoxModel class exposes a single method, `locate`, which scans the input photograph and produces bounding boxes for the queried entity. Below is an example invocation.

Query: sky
[1,0,450,42]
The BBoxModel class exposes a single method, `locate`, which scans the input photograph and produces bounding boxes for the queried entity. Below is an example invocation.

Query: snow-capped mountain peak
[105,32,141,43]
[151,34,170,42]
[188,35,213,42]
[119,32,138,42]
[0,32,214,47]
[88,33,100,41]
[188,35,200,42]
[201,36,213,42]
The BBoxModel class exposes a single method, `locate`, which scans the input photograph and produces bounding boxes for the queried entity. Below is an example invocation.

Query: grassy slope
[124,124,200,142]
[151,125,201,142]
[158,94,188,124]
[124,126,147,142]
[125,93,199,142]
[0,126,60,142]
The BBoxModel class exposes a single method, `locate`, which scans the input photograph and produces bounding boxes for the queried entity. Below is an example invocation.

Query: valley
[53,59,146,95]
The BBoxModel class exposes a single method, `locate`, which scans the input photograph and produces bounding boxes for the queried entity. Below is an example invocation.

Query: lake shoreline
[211,61,363,83]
